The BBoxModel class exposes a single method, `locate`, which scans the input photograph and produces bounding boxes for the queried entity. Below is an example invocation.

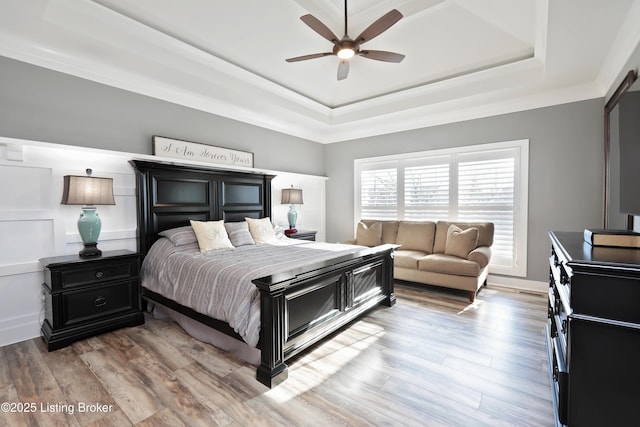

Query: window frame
[354,139,529,277]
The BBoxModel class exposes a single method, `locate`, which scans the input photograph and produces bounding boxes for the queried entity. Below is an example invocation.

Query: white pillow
[245,217,278,244]
[190,220,234,252]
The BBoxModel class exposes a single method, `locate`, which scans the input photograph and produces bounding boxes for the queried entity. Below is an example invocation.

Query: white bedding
[141,236,363,347]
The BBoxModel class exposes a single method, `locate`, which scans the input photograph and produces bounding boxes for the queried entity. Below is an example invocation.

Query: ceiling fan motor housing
[334,38,358,58]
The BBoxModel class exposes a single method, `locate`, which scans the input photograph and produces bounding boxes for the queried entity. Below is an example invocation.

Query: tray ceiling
[0,0,638,143]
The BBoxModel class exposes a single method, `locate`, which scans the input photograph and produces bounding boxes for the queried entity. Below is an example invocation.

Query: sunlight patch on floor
[457,299,485,315]
[264,321,385,402]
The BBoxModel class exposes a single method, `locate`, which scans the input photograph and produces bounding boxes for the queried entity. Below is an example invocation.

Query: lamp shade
[281,187,303,205]
[61,175,115,206]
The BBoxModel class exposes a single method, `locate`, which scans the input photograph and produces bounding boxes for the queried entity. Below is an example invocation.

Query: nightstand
[286,230,317,241]
[40,250,145,351]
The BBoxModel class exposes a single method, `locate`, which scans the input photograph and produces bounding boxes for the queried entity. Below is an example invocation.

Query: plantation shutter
[457,153,516,268]
[360,168,397,219]
[404,163,450,221]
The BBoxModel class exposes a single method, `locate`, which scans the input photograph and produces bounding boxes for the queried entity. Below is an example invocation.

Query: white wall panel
[0,165,52,209]
[0,136,328,347]
[271,172,327,242]
[0,137,138,346]
[0,220,55,265]
[0,271,43,346]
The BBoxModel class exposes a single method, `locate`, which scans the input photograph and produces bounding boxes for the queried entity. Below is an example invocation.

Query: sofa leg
[469,291,475,303]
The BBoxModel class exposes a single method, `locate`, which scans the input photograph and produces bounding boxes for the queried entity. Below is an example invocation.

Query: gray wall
[0,56,324,176]
[324,99,605,282]
[0,55,608,282]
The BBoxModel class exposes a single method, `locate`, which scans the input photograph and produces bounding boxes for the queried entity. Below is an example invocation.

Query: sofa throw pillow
[159,225,197,246]
[444,225,479,259]
[190,220,234,252]
[245,217,279,244]
[224,221,255,247]
[356,221,382,246]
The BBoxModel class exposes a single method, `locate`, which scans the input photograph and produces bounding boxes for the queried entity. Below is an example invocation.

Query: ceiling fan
[286,0,405,81]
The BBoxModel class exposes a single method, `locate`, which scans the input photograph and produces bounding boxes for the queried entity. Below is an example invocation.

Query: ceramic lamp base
[78,207,103,258]
[79,243,102,258]
[287,205,298,230]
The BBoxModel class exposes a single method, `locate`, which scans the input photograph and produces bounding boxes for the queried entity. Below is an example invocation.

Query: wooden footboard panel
[253,244,397,387]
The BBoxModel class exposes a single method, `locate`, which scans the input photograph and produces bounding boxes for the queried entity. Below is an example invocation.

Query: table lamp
[61,168,115,258]
[281,186,303,234]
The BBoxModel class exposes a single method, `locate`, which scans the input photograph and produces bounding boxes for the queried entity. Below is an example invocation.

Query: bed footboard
[252,244,397,388]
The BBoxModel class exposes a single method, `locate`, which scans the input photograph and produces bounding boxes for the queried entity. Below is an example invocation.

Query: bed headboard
[130,159,275,257]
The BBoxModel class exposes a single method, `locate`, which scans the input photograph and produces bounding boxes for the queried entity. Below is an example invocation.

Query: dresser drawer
[60,281,137,327]
[45,258,139,291]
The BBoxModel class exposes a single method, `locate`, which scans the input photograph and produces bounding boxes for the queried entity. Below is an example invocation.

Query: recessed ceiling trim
[0,0,634,145]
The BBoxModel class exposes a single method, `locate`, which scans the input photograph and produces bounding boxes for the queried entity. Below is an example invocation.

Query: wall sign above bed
[153,136,254,168]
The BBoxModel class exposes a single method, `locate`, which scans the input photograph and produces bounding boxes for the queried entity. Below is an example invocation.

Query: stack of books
[584,229,640,248]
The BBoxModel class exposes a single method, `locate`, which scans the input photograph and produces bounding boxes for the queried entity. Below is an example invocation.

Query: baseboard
[0,312,40,347]
[488,274,547,294]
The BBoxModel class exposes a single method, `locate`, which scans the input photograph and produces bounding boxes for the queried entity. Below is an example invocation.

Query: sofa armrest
[467,246,492,268]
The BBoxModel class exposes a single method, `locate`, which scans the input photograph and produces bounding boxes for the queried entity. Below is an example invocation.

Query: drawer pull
[94,296,107,307]
[95,271,104,279]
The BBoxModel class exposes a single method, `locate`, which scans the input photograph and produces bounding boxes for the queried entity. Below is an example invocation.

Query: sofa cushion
[434,221,494,253]
[361,220,399,244]
[418,254,481,277]
[396,221,436,253]
[394,250,429,269]
[356,221,382,246]
[444,225,478,259]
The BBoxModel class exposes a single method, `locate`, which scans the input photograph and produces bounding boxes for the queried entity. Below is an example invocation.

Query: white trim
[488,274,547,294]
[0,312,41,347]
[0,261,43,278]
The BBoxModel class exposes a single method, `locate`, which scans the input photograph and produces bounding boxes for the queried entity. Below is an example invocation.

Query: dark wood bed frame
[130,159,396,387]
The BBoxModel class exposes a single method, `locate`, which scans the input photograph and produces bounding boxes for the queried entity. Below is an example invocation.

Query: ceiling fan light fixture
[337,48,355,59]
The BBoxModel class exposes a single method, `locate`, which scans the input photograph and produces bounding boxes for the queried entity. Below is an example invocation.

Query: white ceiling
[0,0,639,143]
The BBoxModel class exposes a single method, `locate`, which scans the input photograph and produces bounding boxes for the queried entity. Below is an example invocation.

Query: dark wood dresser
[547,231,640,427]
[40,250,145,350]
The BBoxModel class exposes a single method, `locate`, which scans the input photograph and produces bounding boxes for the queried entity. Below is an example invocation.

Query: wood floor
[0,283,554,427]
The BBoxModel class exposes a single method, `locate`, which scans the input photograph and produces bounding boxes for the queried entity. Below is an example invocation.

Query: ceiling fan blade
[354,9,403,45]
[337,60,349,81]
[359,50,405,63]
[286,52,334,62]
[300,14,340,44]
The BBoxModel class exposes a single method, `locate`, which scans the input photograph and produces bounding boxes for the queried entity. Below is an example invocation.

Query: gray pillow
[224,221,255,247]
[159,226,197,246]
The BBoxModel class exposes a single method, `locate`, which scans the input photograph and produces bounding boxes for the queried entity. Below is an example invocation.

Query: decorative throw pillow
[158,225,197,246]
[245,217,278,244]
[190,220,234,252]
[355,221,383,247]
[224,221,255,247]
[444,225,479,259]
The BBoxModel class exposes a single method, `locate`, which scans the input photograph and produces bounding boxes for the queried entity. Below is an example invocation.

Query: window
[355,140,528,277]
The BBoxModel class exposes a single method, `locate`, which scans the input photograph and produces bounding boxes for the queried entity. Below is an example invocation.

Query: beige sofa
[347,220,494,302]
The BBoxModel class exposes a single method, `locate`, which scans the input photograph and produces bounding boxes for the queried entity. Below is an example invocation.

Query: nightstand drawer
[61,281,136,327]
[58,259,137,289]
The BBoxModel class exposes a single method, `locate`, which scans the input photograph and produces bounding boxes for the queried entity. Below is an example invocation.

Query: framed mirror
[604,69,639,229]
